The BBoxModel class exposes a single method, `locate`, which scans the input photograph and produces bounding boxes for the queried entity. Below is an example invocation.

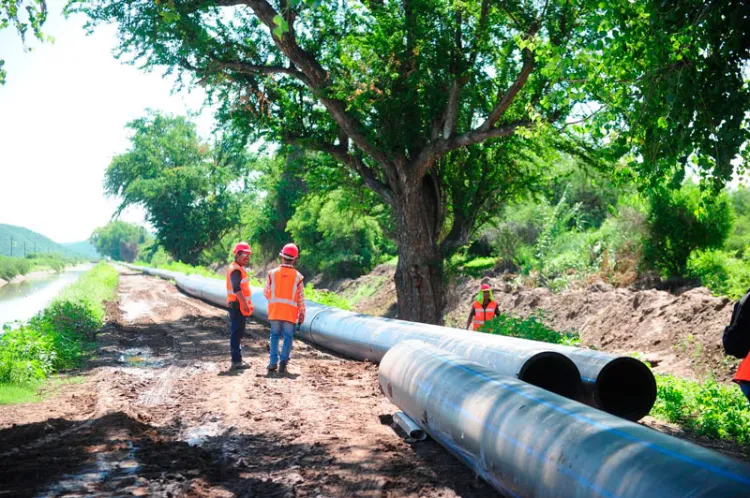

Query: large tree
[1,0,49,84]
[71,0,750,323]
[90,220,148,262]
[105,112,251,264]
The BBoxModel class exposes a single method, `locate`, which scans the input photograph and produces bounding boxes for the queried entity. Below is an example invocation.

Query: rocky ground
[0,270,497,498]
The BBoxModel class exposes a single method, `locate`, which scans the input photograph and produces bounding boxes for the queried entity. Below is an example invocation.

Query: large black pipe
[380,340,750,498]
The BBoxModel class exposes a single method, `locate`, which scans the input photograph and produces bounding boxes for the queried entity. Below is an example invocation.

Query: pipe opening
[518,352,581,400]
[596,357,657,421]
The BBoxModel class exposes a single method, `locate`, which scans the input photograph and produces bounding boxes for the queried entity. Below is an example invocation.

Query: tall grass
[480,311,581,346]
[0,262,118,386]
[0,253,83,280]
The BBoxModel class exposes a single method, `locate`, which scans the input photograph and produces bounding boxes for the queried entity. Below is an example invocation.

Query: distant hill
[0,224,86,258]
[61,240,101,259]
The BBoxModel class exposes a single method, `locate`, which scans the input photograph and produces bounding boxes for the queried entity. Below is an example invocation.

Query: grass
[0,253,83,280]
[0,375,86,405]
[0,262,118,389]
[651,374,750,444]
[479,310,581,346]
[305,284,352,310]
[345,276,387,306]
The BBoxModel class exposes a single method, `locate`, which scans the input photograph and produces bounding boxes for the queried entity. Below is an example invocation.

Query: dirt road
[0,271,498,497]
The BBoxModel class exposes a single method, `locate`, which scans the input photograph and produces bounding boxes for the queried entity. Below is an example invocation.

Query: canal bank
[0,265,92,327]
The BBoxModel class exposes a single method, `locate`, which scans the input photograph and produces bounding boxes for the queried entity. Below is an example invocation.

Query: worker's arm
[295,277,306,326]
[263,273,272,300]
[231,270,252,315]
[466,307,474,330]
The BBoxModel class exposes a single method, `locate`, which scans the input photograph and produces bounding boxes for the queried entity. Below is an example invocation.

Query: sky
[0,4,214,243]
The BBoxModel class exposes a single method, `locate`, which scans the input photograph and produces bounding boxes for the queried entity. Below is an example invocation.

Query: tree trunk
[393,176,445,325]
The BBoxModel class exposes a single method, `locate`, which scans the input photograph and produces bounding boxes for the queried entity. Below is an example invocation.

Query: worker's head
[279,243,299,265]
[479,283,492,303]
[233,242,252,266]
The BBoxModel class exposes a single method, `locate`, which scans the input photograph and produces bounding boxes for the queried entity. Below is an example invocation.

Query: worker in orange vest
[264,243,306,373]
[226,242,254,370]
[466,283,498,331]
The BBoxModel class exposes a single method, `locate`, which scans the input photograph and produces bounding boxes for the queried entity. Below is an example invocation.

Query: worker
[264,243,306,374]
[226,242,254,370]
[466,283,498,331]
[734,357,750,403]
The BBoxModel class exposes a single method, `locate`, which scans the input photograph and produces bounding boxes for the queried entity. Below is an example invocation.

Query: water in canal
[0,266,91,327]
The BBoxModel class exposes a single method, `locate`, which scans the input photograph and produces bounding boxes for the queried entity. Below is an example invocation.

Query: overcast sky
[0,4,214,243]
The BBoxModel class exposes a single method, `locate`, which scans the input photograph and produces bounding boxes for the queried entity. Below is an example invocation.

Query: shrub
[643,184,732,277]
[304,284,351,310]
[652,374,750,444]
[480,311,580,346]
[686,249,750,299]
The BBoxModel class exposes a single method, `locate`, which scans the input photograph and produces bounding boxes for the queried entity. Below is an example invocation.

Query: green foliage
[644,184,733,277]
[90,221,149,262]
[480,311,581,347]
[0,262,118,385]
[687,249,750,300]
[61,240,102,259]
[104,112,251,265]
[304,284,351,311]
[287,189,395,279]
[0,0,49,84]
[0,253,81,280]
[652,374,750,444]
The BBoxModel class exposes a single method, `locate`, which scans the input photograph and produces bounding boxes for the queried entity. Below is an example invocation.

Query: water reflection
[0,266,91,326]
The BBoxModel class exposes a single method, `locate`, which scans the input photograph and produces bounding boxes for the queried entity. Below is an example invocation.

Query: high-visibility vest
[734,355,750,383]
[472,300,498,331]
[268,266,303,323]
[226,262,253,316]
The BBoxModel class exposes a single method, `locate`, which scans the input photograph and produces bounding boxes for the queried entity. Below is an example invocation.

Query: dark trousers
[229,307,246,364]
[740,381,750,403]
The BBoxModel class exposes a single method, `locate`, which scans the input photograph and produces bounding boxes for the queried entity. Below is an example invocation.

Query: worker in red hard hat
[263,243,305,374]
[466,283,498,331]
[226,242,254,370]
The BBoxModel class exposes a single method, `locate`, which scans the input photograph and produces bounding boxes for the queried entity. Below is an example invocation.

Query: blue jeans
[740,381,750,403]
[269,320,296,366]
[229,308,246,364]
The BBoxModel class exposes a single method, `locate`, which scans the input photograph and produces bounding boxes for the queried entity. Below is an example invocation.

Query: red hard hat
[280,243,299,259]
[480,283,491,291]
[233,242,252,255]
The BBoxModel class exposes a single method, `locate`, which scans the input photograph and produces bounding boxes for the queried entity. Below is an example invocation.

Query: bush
[304,284,351,310]
[686,249,750,299]
[480,311,581,346]
[644,184,733,277]
[0,256,31,280]
[0,263,118,386]
[652,374,750,444]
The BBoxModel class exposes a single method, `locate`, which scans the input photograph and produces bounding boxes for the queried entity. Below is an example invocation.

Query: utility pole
[9,236,13,257]
[24,242,27,258]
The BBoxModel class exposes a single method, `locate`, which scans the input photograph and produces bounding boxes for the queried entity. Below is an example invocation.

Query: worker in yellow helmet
[466,283,498,331]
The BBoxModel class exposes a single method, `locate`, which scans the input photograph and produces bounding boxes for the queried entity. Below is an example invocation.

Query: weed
[305,284,352,310]
[479,310,581,346]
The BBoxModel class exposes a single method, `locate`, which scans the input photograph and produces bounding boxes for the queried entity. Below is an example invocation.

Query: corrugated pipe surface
[126,265,655,420]
[380,340,750,498]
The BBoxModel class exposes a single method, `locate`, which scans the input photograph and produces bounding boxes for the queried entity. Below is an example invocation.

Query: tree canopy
[70,0,750,323]
[104,112,251,264]
[1,0,49,84]
[90,220,148,262]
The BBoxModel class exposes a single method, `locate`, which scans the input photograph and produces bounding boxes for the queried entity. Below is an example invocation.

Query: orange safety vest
[472,300,498,331]
[226,262,253,316]
[267,266,303,323]
[734,355,750,383]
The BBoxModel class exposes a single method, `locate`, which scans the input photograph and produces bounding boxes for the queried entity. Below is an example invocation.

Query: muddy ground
[0,270,498,498]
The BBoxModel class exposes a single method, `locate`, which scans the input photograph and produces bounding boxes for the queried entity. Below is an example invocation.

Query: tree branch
[479,50,535,132]
[210,59,310,83]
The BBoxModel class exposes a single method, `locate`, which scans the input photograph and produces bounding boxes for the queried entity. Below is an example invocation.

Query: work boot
[230,362,250,371]
[266,363,278,372]
[279,361,288,374]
